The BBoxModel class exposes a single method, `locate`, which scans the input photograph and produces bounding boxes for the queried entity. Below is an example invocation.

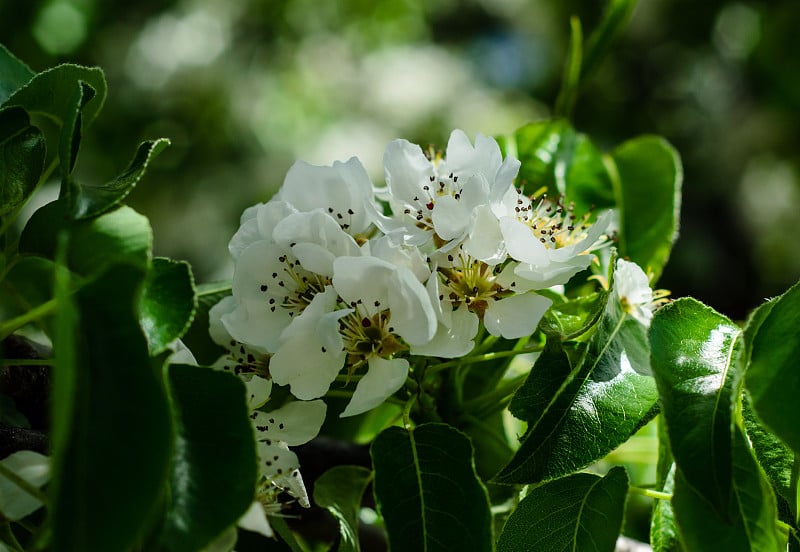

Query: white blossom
[493,189,612,288]
[369,129,520,252]
[423,245,553,344]
[277,157,375,237]
[614,258,662,327]
[222,210,361,353]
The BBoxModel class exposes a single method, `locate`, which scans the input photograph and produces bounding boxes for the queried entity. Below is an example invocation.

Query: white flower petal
[279,286,339,338]
[244,376,273,410]
[208,295,237,347]
[332,256,392,316]
[431,194,469,240]
[341,357,409,417]
[229,201,297,260]
[387,268,437,345]
[463,205,506,265]
[615,259,655,327]
[370,235,431,282]
[499,217,548,266]
[279,157,373,234]
[253,399,327,446]
[270,334,345,400]
[411,304,478,358]
[550,210,612,262]
[237,501,273,538]
[273,211,361,275]
[384,139,432,205]
[221,299,284,354]
[483,293,553,339]
[514,255,593,288]
[256,442,310,507]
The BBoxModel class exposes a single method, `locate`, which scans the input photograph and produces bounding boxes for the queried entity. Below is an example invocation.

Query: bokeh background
[3,0,799,319]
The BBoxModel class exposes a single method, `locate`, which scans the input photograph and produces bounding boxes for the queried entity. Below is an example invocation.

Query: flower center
[258,252,331,317]
[436,249,508,319]
[513,191,594,250]
[337,307,405,369]
[223,339,270,377]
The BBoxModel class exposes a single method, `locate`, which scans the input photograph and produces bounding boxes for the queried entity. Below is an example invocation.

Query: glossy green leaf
[496,271,658,485]
[371,423,492,552]
[69,138,170,219]
[0,106,45,216]
[49,264,172,552]
[313,465,372,552]
[180,282,231,366]
[0,44,35,104]
[497,467,628,552]
[650,466,684,552]
[160,364,258,552]
[140,258,196,356]
[20,199,152,277]
[746,279,800,456]
[500,120,615,216]
[649,298,741,517]
[742,396,796,519]
[540,290,608,341]
[672,426,783,552]
[609,136,682,280]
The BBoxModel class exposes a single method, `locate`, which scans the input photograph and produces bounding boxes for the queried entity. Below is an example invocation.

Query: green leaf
[0,44,35,104]
[495,269,658,485]
[650,466,684,552]
[140,258,196,356]
[540,290,608,341]
[180,282,231,366]
[371,423,492,551]
[3,63,106,129]
[69,138,171,219]
[20,198,152,277]
[496,467,629,552]
[160,364,258,552]
[4,64,106,182]
[500,120,615,216]
[743,396,797,519]
[746,279,800,456]
[0,106,46,217]
[0,256,56,322]
[609,136,682,281]
[49,264,172,552]
[672,426,783,552]
[649,298,741,517]
[313,465,372,552]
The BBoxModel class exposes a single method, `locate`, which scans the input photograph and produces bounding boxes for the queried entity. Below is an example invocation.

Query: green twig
[402,395,417,430]
[628,485,671,501]
[1,358,54,367]
[426,346,544,375]
[554,16,583,119]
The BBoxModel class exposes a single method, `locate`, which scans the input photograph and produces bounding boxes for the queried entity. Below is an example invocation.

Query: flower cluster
[210,129,613,524]
[212,129,612,419]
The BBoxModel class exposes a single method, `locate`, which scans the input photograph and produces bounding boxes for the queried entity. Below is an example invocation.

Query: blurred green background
[3,0,800,319]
